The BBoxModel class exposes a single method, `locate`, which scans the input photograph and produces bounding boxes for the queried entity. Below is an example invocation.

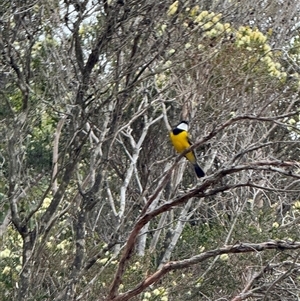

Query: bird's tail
[194,163,205,178]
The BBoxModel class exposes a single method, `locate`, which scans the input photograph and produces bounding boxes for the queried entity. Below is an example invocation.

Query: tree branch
[107,240,300,301]
[107,156,300,300]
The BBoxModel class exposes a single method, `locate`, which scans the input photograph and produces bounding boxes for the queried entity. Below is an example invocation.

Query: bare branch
[108,241,300,301]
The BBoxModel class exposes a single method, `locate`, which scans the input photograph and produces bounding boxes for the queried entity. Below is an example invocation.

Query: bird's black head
[175,121,189,132]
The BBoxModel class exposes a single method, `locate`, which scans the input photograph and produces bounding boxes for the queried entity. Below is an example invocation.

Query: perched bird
[170,121,205,178]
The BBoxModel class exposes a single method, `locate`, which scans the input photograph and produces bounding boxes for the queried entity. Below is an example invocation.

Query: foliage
[1,0,300,300]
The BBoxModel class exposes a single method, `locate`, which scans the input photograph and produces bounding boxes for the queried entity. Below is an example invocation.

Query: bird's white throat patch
[177,122,189,131]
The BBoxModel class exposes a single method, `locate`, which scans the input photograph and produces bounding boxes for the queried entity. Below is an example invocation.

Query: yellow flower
[199,10,209,18]
[274,62,281,69]
[207,12,215,19]
[280,72,287,79]
[220,254,229,261]
[293,200,300,209]
[98,258,109,265]
[185,43,191,49]
[144,292,151,298]
[206,29,217,38]
[199,246,205,252]
[224,23,231,31]
[251,31,260,41]
[78,26,85,35]
[263,55,272,64]
[195,10,209,23]
[42,197,51,209]
[167,1,179,16]
[2,266,11,275]
[164,60,172,68]
[263,44,272,52]
[56,240,69,250]
[239,26,246,32]
[259,33,267,43]
[235,32,242,40]
[241,35,250,45]
[212,15,221,23]
[161,24,167,32]
[0,248,11,258]
[203,21,214,30]
[271,70,281,78]
[190,5,199,17]
[214,22,224,32]
[155,73,167,87]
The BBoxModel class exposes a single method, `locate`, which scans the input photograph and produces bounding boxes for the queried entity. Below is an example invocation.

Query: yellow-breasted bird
[170,121,205,178]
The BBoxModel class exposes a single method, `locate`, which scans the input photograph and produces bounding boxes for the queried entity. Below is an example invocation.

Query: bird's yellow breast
[170,130,196,164]
[170,130,190,153]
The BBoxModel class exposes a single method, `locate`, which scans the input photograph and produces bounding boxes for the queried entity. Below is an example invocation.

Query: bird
[170,121,205,178]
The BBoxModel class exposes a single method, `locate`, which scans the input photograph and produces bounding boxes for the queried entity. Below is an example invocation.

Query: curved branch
[107,240,300,301]
[107,158,300,299]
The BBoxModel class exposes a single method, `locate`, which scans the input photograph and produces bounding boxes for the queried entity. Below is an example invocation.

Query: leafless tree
[1,1,300,300]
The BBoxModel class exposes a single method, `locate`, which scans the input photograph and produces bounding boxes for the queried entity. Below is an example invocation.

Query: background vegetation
[1,0,300,300]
